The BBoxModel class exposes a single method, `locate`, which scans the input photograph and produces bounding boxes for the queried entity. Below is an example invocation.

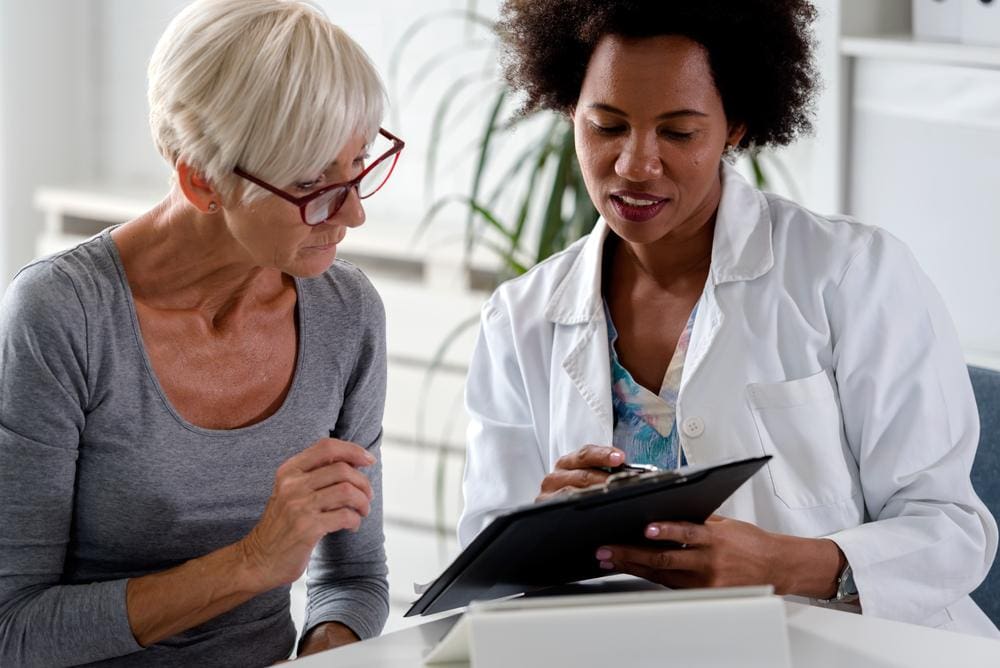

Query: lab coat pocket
[746,368,860,510]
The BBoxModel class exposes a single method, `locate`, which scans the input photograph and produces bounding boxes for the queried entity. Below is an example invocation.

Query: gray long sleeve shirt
[0,230,389,667]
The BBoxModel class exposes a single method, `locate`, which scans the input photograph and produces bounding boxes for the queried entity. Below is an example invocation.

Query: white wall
[94,0,189,189]
[0,0,6,283]
[0,0,98,288]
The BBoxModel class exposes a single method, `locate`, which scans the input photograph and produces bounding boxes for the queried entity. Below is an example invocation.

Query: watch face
[837,564,858,601]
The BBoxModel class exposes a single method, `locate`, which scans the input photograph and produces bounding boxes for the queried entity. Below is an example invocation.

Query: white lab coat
[459,163,999,637]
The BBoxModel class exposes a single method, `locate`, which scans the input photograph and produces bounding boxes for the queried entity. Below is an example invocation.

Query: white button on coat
[682,416,705,438]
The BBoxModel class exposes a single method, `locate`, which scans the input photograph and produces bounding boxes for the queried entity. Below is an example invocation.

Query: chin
[605,215,680,245]
[287,253,338,278]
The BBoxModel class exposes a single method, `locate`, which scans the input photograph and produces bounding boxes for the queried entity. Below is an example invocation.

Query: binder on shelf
[913,0,962,42]
[406,455,770,617]
[962,0,1000,47]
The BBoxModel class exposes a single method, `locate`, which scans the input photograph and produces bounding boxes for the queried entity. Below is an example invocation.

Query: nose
[615,132,663,183]
[332,187,366,228]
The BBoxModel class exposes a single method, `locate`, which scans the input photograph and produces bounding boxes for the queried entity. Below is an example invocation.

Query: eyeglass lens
[302,133,399,225]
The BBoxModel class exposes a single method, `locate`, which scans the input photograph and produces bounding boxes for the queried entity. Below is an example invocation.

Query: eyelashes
[294,152,372,191]
[294,179,323,191]
[588,122,696,142]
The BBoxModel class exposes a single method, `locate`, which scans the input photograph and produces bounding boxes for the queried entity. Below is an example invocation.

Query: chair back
[969,365,1000,626]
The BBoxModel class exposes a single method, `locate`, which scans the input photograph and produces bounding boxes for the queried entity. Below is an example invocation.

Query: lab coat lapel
[545,223,614,436]
[683,164,775,386]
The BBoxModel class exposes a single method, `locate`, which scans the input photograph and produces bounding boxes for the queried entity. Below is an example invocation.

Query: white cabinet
[962,0,1000,47]
[913,0,962,41]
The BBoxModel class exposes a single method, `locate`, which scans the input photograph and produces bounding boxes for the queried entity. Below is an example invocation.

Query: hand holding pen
[535,445,656,502]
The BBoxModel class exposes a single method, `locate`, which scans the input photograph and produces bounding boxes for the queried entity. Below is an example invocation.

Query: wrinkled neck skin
[111,188,292,329]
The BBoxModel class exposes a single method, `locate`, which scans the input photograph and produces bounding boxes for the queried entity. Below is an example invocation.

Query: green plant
[391,12,599,285]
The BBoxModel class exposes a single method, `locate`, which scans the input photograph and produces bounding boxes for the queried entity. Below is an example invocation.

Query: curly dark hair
[497,0,819,149]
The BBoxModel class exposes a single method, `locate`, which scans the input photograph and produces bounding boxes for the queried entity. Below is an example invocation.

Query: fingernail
[595,548,612,560]
[646,525,660,537]
[609,451,623,464]
[365,453,376,464]
[599,561,615,570]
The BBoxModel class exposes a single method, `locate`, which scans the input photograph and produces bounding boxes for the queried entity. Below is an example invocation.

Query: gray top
[0,230,389,667]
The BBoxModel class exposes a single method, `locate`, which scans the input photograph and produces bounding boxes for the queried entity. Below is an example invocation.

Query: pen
[596,462,661,474]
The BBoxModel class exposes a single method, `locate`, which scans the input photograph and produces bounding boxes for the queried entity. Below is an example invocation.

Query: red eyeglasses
[234,127,404,226]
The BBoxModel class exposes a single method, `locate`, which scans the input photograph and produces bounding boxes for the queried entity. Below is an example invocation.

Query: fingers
[554,444,625,471]
[319,507,364,534]
[313,481,372,517]
[605,559,701,589]
[284,438,376,474]
[305,461,373,499]
[643,521,710,547]
[538,468,610,497]
[538,445,627,501]
[596,544,702,574]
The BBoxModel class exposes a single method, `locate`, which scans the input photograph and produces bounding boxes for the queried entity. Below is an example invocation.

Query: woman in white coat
[458,0,998,636]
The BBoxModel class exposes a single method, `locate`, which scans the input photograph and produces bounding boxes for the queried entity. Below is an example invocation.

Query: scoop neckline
[99,227,307,437]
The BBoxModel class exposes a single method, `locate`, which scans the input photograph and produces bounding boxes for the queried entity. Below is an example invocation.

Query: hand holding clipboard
[407,455,771,616]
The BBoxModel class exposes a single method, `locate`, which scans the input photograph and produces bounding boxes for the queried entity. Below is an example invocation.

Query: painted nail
[595,548,612,560]
[646,525,660,537]
[599,561,615,570]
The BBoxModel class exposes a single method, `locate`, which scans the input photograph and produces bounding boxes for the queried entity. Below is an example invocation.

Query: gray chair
[969,365,1000,626]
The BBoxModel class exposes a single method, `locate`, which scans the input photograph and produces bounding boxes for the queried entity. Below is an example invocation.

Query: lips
[308,227,347,250]
[609,191,669,223]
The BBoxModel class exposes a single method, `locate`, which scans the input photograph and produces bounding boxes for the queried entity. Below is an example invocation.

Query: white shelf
[34,185,166,225]
[841,35,1000,69]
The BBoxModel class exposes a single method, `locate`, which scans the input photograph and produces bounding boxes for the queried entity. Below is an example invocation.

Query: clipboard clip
[566,467,686,498]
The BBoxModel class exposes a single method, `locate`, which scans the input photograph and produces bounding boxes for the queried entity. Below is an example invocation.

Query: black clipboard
[405,455,770,617]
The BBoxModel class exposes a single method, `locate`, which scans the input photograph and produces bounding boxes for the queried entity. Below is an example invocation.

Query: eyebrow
[324,144,370,171]
[587,103,708,120]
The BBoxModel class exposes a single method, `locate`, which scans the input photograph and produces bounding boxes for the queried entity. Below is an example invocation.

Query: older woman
[459,0,998,637]
[0,1,404,665]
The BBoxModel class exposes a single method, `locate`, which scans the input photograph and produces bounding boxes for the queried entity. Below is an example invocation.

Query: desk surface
[291,601,1000,668]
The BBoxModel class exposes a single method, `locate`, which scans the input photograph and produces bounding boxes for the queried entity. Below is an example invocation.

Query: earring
[208,202,218,212]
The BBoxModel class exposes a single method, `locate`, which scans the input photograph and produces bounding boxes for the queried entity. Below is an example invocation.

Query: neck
[112,189,291,325]
[613,214,716,293]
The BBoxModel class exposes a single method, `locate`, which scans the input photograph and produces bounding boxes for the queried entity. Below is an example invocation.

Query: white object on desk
[962,0,1000,46]
[291,600,1000,668]
[424,586,790,668]
[914,0,963,42]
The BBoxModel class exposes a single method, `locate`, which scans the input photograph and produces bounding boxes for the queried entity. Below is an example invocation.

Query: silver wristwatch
[831,563,859,603]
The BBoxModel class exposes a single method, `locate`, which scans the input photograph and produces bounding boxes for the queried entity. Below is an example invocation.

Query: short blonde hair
[148,0,385,203]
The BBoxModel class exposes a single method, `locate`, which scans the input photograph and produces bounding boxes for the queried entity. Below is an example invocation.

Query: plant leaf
[403,40,494,99]
[416,194,516,244]
[464,89,509,257]
[535,124,574,263]
[425,72,498,204]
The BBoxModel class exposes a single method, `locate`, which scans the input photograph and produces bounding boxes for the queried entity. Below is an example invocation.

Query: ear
[176,162,221,214]
[726,122,748,149]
